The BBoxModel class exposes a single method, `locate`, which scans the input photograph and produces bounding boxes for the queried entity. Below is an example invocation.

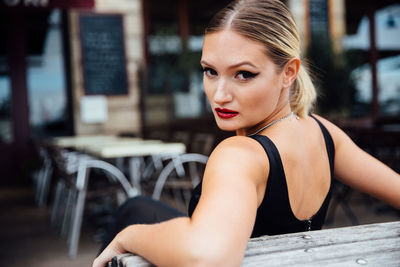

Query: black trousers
[100,196,186,253]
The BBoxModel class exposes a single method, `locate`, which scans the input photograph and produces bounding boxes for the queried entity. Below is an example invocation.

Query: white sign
[80,95,108,124]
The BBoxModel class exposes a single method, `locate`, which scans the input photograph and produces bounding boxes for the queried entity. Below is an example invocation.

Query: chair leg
[326,183,359,226]
[62,188,75,238]
[68,163,90,259]
[56,182,68,232]
[339,190,359,226]
[33,169,42,204]
[39,164,53,208]
[129,157,143,194]
[66,189,78,245]
[50,180,63,227]
[35,166,46,206]
[68,188,87,259]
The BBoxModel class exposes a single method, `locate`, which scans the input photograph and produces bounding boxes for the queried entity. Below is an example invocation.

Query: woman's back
[250,115,334,236]
[188,115,334,236]
[267,115,332,221]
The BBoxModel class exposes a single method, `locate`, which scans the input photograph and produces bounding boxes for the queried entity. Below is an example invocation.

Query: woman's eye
[203,67,217,77]
[236,71,259,81]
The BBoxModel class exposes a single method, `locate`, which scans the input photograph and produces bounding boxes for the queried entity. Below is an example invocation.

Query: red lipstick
[215,108,239,119]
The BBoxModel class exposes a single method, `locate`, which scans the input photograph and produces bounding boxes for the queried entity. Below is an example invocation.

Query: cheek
[239,82,280,115]
[203,79,214,104]
[245,91,271,113]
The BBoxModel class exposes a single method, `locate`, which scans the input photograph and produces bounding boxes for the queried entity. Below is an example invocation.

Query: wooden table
[108,221,400,266]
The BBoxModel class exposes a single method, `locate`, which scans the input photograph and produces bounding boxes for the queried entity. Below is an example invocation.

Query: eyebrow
[200,60,258,69]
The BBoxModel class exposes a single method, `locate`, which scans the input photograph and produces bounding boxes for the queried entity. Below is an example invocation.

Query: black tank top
[188,116,335,237]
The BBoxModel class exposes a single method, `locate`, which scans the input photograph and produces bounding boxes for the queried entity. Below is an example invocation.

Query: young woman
[93,0,400,266]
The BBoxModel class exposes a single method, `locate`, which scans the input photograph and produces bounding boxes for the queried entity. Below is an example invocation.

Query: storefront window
[144,0,231,125]
[343,4,400,117]
[0,57,13,143]
[27,10,67,137]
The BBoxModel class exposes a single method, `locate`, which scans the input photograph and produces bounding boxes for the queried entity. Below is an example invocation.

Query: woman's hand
[92,232,126,267]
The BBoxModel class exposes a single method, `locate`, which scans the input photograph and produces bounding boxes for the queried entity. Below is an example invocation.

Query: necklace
[247,112,299,136]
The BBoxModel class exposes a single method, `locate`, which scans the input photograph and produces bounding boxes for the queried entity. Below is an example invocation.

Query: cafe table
[90,140,184,190]
[52,135,186,192]
[52,134,120,148]
[107,220,400,266]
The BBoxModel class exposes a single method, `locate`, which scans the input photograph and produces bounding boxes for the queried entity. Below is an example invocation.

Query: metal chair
[134,131,192,195]
[67,158,139,258]
[152,153,208,212]
[50,149,86,236]
[33,145,54,208]
[49,148,139,258]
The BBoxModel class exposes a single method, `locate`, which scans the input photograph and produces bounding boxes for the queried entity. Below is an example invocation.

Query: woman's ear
[282,58,300,88]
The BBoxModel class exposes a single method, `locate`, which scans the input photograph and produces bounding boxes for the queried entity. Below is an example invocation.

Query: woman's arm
[93,136,269,267]
[315,115,400,209]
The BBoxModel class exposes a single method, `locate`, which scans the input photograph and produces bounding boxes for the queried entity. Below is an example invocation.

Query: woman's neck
[236,106,292,136]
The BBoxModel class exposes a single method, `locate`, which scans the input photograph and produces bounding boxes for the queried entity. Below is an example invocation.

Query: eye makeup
[202,67,260,81]
[202,67,218,77]
[236,70,259,81]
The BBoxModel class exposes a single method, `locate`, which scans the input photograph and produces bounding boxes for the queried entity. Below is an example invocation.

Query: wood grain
[109,221,400,267]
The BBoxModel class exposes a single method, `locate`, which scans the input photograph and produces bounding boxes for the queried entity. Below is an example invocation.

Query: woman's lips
[215,108,239,119]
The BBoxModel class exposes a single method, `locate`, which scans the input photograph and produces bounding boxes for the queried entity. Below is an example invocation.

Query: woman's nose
[213,79,233,105]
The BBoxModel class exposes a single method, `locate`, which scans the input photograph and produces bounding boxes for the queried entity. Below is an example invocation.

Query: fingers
[92,240,124,267]
[92,251,115,267]
[92,252,111,267]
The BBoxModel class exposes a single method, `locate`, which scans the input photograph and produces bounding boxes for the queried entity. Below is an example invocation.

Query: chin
[214,119,239,132]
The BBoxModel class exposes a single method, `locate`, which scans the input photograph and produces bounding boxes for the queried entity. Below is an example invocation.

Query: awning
[0,0,94,9]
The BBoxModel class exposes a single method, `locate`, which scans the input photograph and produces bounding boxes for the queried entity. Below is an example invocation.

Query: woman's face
[201,30,290,135]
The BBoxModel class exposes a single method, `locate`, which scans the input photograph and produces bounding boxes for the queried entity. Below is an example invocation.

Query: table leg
[129,157,143,194]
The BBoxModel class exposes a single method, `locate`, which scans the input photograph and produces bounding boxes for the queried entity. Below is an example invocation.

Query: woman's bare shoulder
[206,136,270,184]
[211,136,268,161]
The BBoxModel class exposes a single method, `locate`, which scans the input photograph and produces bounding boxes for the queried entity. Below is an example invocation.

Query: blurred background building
[0,0,399,183]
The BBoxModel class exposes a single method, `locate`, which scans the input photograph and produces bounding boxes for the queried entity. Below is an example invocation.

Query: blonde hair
[206,0,316,117]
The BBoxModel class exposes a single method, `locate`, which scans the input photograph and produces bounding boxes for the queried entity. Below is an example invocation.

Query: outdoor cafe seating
[30,117,400,261]
[32,132,213,258]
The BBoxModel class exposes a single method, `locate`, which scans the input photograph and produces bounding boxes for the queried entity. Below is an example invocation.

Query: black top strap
[249,135,294,236]
[310,115,335,174]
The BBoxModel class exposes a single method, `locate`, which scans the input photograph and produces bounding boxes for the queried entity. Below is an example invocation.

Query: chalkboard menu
[79,14,128,95]
[309,0,329,37]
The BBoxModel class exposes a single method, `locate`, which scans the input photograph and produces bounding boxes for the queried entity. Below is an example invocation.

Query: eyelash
[236,71,259,81]
[202,67,217,77]
[202,68,259,81]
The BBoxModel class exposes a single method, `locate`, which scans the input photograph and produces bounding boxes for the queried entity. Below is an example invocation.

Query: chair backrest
[78,159,139,197]
[152,153,208,212]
